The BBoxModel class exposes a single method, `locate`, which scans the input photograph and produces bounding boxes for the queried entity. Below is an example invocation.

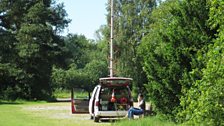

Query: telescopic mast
[109,0,114,77]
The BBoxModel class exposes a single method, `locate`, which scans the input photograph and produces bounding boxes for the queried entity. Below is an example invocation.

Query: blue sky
[57,0,107,39]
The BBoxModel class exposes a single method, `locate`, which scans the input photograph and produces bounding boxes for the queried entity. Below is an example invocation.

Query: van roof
[99,77,133,86]
[99,77,133,81]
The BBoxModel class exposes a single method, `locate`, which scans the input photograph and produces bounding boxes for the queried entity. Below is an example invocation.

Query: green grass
[0,100,178,126]
[53,89,71,98]
[53,88,89,98]
[0,101,107,126]
[0,101,52,126]
[113,115,177,126]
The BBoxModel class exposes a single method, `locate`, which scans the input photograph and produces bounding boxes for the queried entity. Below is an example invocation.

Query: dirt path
[23,102,111,126]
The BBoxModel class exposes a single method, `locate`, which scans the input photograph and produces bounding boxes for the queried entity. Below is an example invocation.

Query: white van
[89,77,133,122]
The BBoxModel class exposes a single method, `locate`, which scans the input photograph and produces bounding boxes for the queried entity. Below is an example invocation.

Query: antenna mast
[109,0,114,77]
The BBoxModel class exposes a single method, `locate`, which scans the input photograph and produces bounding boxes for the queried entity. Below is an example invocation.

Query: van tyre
[90,115,93,120]
[94,116,100,122]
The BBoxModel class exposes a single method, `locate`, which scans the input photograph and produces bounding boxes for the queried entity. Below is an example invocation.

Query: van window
[99,86,130,111]
[100,87,129,99]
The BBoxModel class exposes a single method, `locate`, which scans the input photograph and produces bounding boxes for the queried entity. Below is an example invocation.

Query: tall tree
[64,34,94,69]
[138,0,212,117]
[51,33,108,98]
[0,0,70,100]
[106,0,157,95]
[177,0,224,125]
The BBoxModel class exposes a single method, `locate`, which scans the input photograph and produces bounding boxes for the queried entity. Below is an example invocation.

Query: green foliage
[138,0,212,118]
[137,0,223,124]
[51,59,108,94]
[105,0,158,94]
[178,34,224,126]
[51,34,108,94]
[1,0,223,125]
[64,34,92,68]
[177,1,224,125]
[51,64,88,89]
[0,0,70,100]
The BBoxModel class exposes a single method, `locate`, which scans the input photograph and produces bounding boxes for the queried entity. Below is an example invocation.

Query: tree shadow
[0,101,24,105]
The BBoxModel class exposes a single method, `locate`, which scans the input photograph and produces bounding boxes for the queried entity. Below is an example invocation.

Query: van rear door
[71,88,89,114]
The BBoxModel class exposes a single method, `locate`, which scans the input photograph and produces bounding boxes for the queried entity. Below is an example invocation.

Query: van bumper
[95,111,127,118]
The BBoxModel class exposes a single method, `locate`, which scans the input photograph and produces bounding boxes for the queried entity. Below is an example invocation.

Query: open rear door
[71,88,89,114]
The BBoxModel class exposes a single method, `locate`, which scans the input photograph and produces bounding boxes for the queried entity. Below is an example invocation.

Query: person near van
[127,94,145,119]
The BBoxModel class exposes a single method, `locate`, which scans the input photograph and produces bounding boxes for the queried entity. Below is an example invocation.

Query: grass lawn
[0,101,108,126]
[53,88,88,98]
[113,115,177,126]
[0,100,178,126]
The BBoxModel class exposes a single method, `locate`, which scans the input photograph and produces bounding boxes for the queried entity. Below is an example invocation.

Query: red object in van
[110,89,117,102]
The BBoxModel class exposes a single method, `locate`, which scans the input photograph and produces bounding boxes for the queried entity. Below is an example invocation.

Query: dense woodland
[0,0,223,125]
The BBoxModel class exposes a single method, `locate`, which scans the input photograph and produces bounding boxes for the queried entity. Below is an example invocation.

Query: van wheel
[90,115,93,120]
[94,116,100,122]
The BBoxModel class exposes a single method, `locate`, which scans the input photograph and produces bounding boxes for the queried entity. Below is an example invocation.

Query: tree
[105,0,158,96]
[64,34,92,69]
[177,0,224,125]
[0,0,70,100]
[51,33,108,98]
[51,60,108,99]
[138,0,212,118]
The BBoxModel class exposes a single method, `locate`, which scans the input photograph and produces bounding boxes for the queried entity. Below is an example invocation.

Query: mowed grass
[113,115,177,126]
[53,89,88,98]
[0,101,108,126]
[0,100,178,126]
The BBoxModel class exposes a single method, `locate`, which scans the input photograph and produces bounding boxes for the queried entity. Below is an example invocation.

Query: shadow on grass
[0,100,24,105]
[100,118,124,124]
